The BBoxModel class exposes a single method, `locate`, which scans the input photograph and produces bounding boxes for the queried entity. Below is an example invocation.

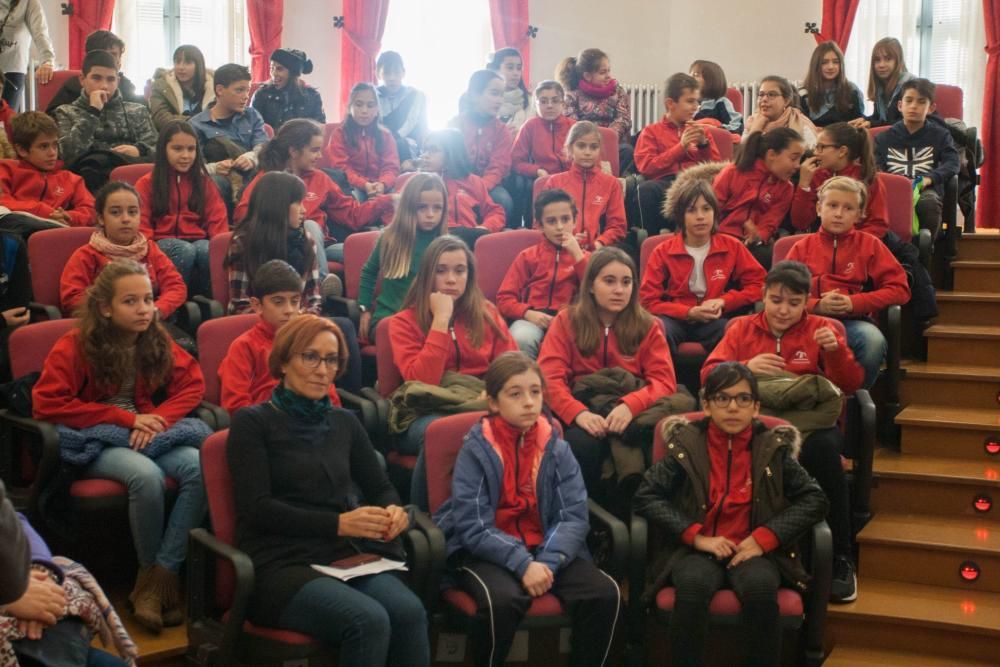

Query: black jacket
[250,82,326,130]
[44,72,145,116]
[0,232,29,331]
[874,118,961,197]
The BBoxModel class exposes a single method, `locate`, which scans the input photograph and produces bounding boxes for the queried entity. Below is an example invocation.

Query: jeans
[489,185,514,227]
[326,243,345,263]
[85,445,206,572]
[303,220,329,280]
[402,414,442,512]
[914,188,943,239]
[277,573,429,667]
[843,319,886,390]
[87,648,128,667]
[211,173,234,221]
[660,316,728,358]
[157,238,210,297]
[509,319,546,359]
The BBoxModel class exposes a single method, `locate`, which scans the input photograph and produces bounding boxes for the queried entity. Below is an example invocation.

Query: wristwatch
[358,305,367,313]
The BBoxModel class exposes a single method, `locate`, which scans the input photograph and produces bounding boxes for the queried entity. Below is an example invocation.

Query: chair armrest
[192,295,225,323]
[804,520,833,664]
[917,228,932,269]
[27,302,62,322]
[174,301,203,337]
[881,305,902,407]
[850,389,877,532]
[409,509,446,612]
[587,499,629,580]
[627,512,649,647]
[187,528,254,667]
[401,524,433,608]
[326,296,360,327]
[359,387,390,449]
[0,410,61,520]
[337,388,377,436]
[192,401,230,431]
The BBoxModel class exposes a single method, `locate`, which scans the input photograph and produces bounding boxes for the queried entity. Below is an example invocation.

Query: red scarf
[578,78,618,99]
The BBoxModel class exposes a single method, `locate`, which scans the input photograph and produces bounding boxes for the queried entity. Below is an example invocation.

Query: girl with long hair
[251,48,326,129]
[149,44,215,131]
[865,37,915,127]
[800,41,866,127]
[743,76,818,148]
[325,82,399,199]
[487,47,534,131]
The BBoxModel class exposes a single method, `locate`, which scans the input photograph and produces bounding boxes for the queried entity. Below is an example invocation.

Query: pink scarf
[578,78,618,99]
[89,230,149,261]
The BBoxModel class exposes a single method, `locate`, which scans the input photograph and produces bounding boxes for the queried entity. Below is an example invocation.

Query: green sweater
[358,228,438,330]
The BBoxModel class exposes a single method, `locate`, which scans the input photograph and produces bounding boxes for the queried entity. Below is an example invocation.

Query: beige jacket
[149,67,215,132]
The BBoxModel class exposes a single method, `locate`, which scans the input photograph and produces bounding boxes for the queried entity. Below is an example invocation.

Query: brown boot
[160,570,184,627]
[129,565,163,633]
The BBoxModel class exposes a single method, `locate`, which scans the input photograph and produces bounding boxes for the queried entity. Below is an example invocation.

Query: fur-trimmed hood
[659,413,802,460]
[661,160,729,219]
[151,67,215,117]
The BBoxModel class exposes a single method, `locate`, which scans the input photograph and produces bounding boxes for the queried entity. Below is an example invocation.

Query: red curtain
[489,0,531,84]
[340,0,391,114]
[68,1,115,70]
[814,0,861,51]
[246,0,284,84]
[977,0,1000,228]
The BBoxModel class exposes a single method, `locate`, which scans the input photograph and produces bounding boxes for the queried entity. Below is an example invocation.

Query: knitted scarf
[578,78,618,100]
[270,383,333,423]
[89,230,149,261]
[499,87,527,122]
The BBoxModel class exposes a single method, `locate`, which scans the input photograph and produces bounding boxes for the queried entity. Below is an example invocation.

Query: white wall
[38,0,68,67]
[282,0,343,120]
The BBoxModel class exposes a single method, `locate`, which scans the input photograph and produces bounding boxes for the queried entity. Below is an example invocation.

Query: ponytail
[735,128,803,172]
[258,118,323,173]
[556,56,580,91]
[822,122,876,184]
[555,48,608,93]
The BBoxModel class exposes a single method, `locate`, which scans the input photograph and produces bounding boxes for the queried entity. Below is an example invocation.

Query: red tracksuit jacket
[543,163,627,249]
[496,239,589,319]
[449,114,513,190]
[393,171,506,232]
[639,233,766,319]
[136,168,229,241]
[634,115,722,180]
[702,311,864,394]
[60,241,188,318]
[32,327,205,430]
[785,227,910,317]
[713,160,793,243]
[537,309,677,425]
[387,304,517,385]
[0,160,95,226]
[218,319,341,413]
[511,116,573,177]
[324,123,400,189]
[0,100,13,144]
[789,163,889,238]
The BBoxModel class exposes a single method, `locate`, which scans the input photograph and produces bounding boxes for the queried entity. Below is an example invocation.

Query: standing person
[325,82,398,199]
[743,76,818,148]
[0,0,54,108]
[487,47,534,132]
[865,37,915,128]
[376,51,428,171]
[800,41,867,128]
[149,44,215,132]
[251,48,326,130]
[43,29,145,113]
[690,59,743,135]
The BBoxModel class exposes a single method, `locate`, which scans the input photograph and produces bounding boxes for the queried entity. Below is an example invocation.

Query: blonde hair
[380,173,448,279]
[817,175,868,213]
[565,120,602,151]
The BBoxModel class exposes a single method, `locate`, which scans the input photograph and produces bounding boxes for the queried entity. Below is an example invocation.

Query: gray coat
[53,92,158,165]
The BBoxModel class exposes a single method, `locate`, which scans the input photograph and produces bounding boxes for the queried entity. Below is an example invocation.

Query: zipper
[174,173,182,237]
[603,326,610,366]
[775,333,782,355]
[546,248,560,309]
[513,432,528,544]
[40,172,48,200]
[580,171,588,245]
[712,436,734,535]
[450,326,461,369]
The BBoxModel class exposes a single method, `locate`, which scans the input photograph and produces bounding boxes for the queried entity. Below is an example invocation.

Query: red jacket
[60,241,188,318]
[32,328,205,430]
[786,227,910,317]
[537,309,677,425]
[236,169,393,240]
[634,116,722,180]
[702,311,863,394]
[485,415,546,548]
[0,160,95,226]
[218,319,341,413]
[789,163,889,238]
[0,100,14,144]
[543,163,627,249]
[324,124,400,189]
[713,160,793,243]
[450,114,513,190]
[511,116,573,177]
[387,304,517,385]
[496,239,588,319]
[136,169,229,241]
[393,171,505,232]
[639,233,765,319]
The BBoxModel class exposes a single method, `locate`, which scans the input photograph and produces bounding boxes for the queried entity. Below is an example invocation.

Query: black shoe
[830,555,858,603]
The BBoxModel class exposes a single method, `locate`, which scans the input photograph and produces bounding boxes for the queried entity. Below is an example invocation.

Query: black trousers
[456,557,621,667]
[799,427,851,556]
[2,72,25,109]
[0,213,64,240]
[914,188,943,239]
[636,176,676,235]
[669,551,782,667]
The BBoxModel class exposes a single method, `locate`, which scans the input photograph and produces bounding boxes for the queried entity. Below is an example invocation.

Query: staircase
[825,233,1000,665]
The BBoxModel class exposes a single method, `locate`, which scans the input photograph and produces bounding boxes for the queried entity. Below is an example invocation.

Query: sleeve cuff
[681,523,703,546]
[751,526,780,553]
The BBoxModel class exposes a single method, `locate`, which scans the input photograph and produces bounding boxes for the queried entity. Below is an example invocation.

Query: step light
[974,494,992,513]
[986,437,1000,456]
[959,561,981,583]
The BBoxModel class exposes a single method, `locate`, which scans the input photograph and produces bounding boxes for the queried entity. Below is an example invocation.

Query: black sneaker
[830,555,858,603]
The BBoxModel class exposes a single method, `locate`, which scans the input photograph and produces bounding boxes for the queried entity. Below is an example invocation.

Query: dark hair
[690,60,727,100]
[376,51,405,73]
[765,260,811,295]
[703,362,760,402]
[484,351,545,400]
[820,122,876,184]
[533,187,577,222]
[82,50,117,76]
[556,48,608,92]
[214,63,252,91]
[664,178,719,239]
[343,82,385,153]
[487,47,529,110]
[666,72,699,102]
[900,77,936,103]
[760,75,797,106]
[85,30,124,53]
[173,44,206,100]
[251,259,304,298]
[259,118,323,172]
[424,128,473,180]
[11,111,58,149]
[95,180,140,215]
[151,121,207,219]
[804,41,855,115]
[534,79,564,98]
[735,127,803,171]
[459,69,503,115]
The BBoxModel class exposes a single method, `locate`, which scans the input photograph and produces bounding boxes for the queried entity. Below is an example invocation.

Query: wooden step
[827,579,1000,662]
[857,513,1000,592]
[925,324,1000,365]
[937,292,1000,327]
[896,404,1000,459]
[824,644,995,667]
[900,362,1000,410]
[872,450,1000,522]
[958,232,1000,262]
[952,261,1000,293]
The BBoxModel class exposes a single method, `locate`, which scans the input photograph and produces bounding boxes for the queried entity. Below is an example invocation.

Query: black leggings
[799,427,851,556]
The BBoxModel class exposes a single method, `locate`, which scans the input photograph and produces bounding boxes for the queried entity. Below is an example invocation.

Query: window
[380,0,494,129]
[113,0,250,88]
[844,0,986,126]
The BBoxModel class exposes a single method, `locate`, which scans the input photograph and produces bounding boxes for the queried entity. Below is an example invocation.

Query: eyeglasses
[299,352,340,369]
[757,91,783,99]
[707,392,756,408]
[814,142,839,151]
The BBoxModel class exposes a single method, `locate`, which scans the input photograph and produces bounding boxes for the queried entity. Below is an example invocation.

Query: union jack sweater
[874,118,960,197]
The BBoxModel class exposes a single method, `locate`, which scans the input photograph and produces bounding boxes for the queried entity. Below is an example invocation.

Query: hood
[662,161,729,218]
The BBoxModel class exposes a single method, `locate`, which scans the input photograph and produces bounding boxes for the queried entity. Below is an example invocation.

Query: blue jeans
[277,573,429,667]
[400,414,440,512]
[843,319,886,390]
[326,243,345,263]
[489,186,514,227]
[157,238,210,297]
[660,316,728,357]
[85,445,206,572]
[303,220,329,280]
[509,319,545,359]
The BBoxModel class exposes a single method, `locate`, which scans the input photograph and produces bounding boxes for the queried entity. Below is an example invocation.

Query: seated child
[488,48,534,132]
[799,41,866,127]
[511,80,573,181]
[376,51,429,169]
[690,59,743,135]
[325,82,399,199]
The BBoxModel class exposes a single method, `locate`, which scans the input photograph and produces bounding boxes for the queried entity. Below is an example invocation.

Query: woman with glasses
[634,361,828,666]
[743,75,818,148]
[227,314,430,667]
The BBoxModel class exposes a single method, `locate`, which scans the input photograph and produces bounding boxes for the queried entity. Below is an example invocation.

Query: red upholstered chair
[706,126,735,161]
[326,229,382,335]
[725,87,744,116]
[109,163,154,186]
[34,69,79,112]
[201,231,233,316]
[934,84,963,120]
[196,314,257,408]
[373,316,413,475]
[628,412,832,667]
[474,228,542,302]
[867,125,890,141]
[598,126,621,176]
[878,172,934,266]
[262,123,275,139]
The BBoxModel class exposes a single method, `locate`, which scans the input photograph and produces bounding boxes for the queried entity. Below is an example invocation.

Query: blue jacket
[433,416,591,577]
[189,104,269,152]
[874,118,961,197]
